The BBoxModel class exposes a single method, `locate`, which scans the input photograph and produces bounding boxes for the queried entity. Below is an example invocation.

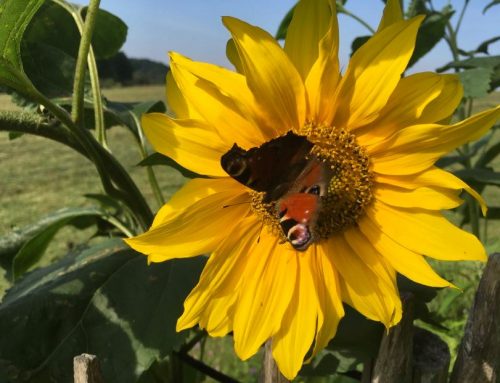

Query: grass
[0,86,185,297]
[0,86,499,380]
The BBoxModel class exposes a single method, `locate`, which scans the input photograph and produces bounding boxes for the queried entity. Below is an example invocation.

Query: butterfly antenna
[222,201,251,208]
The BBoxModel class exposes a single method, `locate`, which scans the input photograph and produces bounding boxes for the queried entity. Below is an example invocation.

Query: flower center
[250,123,374,245]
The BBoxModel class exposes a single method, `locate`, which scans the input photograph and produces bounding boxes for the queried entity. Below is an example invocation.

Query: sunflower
[125,0,500,379]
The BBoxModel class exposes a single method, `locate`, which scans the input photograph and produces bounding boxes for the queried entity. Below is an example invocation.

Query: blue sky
[99,0,499,73]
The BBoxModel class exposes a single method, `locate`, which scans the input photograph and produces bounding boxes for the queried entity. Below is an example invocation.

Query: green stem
[455,0,470,35]
[0,111,86,156]
[30,87,153,231]
[132,113,165,207]
[74,9,108,149]
[103,215,135,237]
[71,0,101,128]
[87,47,108,148]
[340,8,375,34]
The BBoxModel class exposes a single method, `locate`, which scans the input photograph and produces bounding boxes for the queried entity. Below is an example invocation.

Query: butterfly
[221,132,331,251]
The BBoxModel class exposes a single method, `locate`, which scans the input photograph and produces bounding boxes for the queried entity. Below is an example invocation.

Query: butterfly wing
[220,132,313,201]
[278,193,319,251]
[276,160,331,251]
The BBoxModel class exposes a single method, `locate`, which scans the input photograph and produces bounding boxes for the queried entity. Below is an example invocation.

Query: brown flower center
[251,123,374,245]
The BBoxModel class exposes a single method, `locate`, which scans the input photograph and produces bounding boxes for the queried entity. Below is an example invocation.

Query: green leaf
[0,240,206,383]
[476,141,500,168]
[0,0,44,92]
[408,7,454,68]
[275,4,296,40]
[453,168,500,186]
[407,0,428,17]
[327,305,384,361]
[10,207,109,280]
[350,35,371,55]
[397,274,439,303]
[458,67,494,98]
[105,99,166,138]
[20,1,83,98]
[138,152,207,179]
[437,55,500,72]
[82,6,128,59]
[483,0,500,13]
[299,353,340,377]
[476,36,500,54]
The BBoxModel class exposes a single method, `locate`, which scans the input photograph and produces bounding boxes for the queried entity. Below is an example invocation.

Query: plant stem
[75,9,108,149]
[71,0,101,128]
[339,7,375,34]
[455,0,470,35]
[30,87,153,231]
[132,113,165,206]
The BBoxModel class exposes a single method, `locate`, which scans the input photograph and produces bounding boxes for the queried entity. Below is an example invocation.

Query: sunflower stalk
[71,0,101,130]
[29,88,153,231]
[133,112,165,206]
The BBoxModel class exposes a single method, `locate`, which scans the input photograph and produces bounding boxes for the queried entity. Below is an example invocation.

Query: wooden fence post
[260,341,290,383]
[412,327,450,383]
[370,292,415,383]
[74,354,104,383]
[450,253,500,383]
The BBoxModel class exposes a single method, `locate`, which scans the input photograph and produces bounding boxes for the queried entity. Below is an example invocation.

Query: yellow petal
[152,177,245,228]
[233,234,297,360]
[125,188,250,262]
[177,216,259,332]
[418,74,463,124]
[284,0,332,80]
[357,73,459,146]
[310,244,344,357]
[371,106,500,175]
[377,0,404,31]
[375,167,487,215]
[329,236,402,327]
[198,294,236,337]
[223,16,306,134]
[142,113,228,177]
[226,38,243,73]
[358,216,451,288]
[332,16,424,130]
[166,71,194,119]
[367,200,486,261]
[272,248,318,380]
[304,0,340,123]
[169,52,266,147]
[375,184,463,210]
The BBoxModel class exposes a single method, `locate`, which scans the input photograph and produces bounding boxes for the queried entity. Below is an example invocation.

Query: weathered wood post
[260,341,290,383]
[450,253,500,383]
[74,354,104,383]
[412,327,450,383]
[370,292,415,383]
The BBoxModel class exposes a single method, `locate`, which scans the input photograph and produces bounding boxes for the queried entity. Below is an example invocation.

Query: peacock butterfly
[221,132,331,251]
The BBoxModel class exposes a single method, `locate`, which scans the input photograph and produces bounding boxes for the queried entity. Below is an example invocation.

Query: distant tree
[97,52,168,87]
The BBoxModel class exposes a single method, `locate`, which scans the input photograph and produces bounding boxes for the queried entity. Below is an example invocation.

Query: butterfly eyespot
[287,224,311,250]
[226,159,246,177]
[306,185,321,195]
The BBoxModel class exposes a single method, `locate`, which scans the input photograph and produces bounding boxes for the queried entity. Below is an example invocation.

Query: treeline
[97,52,169,87]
